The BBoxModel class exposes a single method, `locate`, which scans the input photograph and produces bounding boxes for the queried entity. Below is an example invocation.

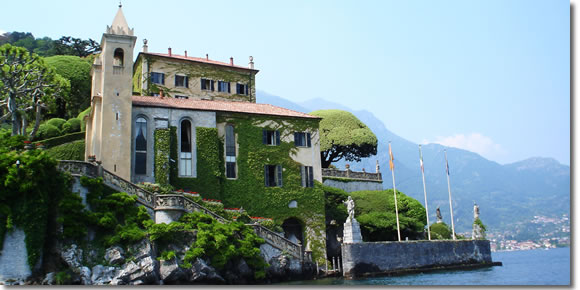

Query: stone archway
[282,218,303,245]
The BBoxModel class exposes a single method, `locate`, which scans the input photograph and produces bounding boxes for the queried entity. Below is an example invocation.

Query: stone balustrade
[322,168,382,181]
[57,160,303,261]
[249,224,302,260]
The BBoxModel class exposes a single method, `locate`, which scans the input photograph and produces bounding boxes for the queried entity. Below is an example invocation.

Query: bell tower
[85,4,136,180]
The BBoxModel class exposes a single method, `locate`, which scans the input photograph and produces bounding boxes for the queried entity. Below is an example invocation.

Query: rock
[42,272,55,285]
[111,256,158,285]
[189,258,224,284]
[61,244,83,269]
[128,240,154,260]
[267,255,289,278]
[79,266,92,285]
[105,246,125,265]
[91,265,117,285]
[236,258,252,279]
[159,259,186,284]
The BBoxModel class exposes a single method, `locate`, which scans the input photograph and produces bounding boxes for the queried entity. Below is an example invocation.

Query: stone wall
[323,178,383,193]
[341,240,493,279]
[0,229,31,282]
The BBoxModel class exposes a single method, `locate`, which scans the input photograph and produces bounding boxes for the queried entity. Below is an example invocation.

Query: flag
[389,143,394,171]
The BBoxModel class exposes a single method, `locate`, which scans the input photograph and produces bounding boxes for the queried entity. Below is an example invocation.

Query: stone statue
[474,203,480,220]
[342,196,362,243]
[472,202,484,240]
[436,206,443,223]
[344,196,355,220]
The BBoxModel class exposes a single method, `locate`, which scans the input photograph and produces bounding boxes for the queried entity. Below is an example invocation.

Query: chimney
[206,53,209,60]
[142,39,148,53]
[184,50,188,58]
[249,56,254,69]
[168,47,172,57]
[159,89,164,98]
[230,57,234,66]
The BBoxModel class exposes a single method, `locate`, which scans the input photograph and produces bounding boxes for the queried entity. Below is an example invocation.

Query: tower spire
[107,3,133,35]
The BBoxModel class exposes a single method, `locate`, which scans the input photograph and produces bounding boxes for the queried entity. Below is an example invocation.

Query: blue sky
[0,0,570,165]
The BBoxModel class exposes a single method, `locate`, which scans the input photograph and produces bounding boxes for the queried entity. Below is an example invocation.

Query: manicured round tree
[429,222,452,240]
[350,189,427,241]
[44,55,92,117]
[309,109,377,168]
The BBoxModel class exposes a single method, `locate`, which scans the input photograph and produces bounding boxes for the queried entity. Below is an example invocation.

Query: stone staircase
[57,160,303,261]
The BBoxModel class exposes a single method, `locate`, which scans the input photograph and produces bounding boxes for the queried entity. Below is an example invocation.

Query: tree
[0,44,69,138]
[53,36,100,57]
[44,55,92,117]
[310,109,378,168]
[350,189,427,241]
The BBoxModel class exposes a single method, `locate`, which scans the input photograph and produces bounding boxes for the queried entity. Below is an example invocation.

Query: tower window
[179,119,193,177]
[175,75,189,88]
[151,72,165,85]
[113,48,124,66]
[135,117,147,175]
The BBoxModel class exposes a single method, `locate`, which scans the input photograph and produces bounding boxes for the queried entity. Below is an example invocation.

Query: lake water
[279,247,570,286]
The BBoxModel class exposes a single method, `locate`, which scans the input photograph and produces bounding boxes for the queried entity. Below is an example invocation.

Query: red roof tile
[132,96,319,119]
[141,52,258,72]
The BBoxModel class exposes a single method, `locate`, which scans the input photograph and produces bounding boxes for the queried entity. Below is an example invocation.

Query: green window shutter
[308,166,314,187]
[301,166,306,187]
[264,165,269,187]
[306,133,311,147]
[262,129,267,144]
[275,130,280,145]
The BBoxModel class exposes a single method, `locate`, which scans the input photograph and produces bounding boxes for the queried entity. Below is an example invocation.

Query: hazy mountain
[257,90,570,233]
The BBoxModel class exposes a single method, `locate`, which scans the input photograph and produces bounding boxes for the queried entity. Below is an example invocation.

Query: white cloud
[424,133,507,161]
[0,29,6,36]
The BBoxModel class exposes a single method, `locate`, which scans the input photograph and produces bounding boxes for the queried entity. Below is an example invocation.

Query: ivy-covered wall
[134,54,257,102]
[157,113,327,262]
[169,127,223,200]
[154,129,171,185]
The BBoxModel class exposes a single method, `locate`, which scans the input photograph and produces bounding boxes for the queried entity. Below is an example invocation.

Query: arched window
[179,119,193,176]
[135,117,147,175]
[113,48,124,66]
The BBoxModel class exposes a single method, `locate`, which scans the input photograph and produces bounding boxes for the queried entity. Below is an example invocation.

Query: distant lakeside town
[481,214,570,252]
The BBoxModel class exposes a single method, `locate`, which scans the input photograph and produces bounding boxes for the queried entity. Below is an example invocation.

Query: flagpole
[444,149,456,240]
[419,145,431,240]
[389,142,401,242]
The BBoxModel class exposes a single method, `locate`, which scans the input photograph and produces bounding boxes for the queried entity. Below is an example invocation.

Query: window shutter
[277,165,283,187]
[306,133,311,147]
[301,166,306,187]
[262,130,267,144]
[245,85,249,95]
[309,166,314,187]
[161,73,165,85]
[201,79,206,90]
[185,76,189,88]
[211,80,215,91]
[228,83,231,93]
[294,132,298,146]
[264,165,269,187]
[275,131,280,145]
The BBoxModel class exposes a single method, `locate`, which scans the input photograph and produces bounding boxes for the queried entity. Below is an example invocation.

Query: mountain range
[257,91,570,233]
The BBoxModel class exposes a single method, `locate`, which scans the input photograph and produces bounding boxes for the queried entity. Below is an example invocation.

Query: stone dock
[341,239,501,279]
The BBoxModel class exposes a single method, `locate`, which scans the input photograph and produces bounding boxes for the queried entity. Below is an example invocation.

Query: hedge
[36,131,85,148]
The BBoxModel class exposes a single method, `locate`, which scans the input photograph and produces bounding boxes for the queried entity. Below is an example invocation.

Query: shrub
[46,118,67,130]
[62,118,81,134]
[45,140,85,160]
[430,222,452,240]
[38,124,62,139]
[77,107,91,131]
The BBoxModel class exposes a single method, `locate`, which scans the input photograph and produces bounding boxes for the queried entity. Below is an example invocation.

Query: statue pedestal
[343,218,363,243]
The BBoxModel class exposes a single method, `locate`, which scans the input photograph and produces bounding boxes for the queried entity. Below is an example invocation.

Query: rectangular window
[301,166,314,188]
[236,83,248,95]
[264,165,283,187]
[262,129,280,146]
[175,75,189,88]
[175,95,189,99]
[218,81,231,93]
[151,72,165,85]
[225,125,236,178]
[294,132,311,147]
[201,78,214,91]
